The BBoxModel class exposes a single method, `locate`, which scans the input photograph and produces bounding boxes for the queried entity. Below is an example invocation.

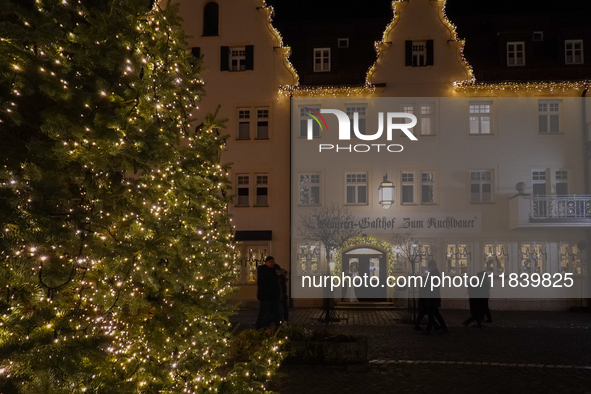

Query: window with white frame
[521,242,545,274]
[470,170,493,203]
[229,47,246,71]
[555,170,568,195]
[237,108,250,139]
[419,104,435,135]
[538,101,560,133]
[532,170,547,195]
[420,172,435,204]
[560,243,582,275]
[565,40,584,64]
[401,172,415,204]
[484,243,508,274]
[299,106,321,138]
[256,108,269,139]
[446,243,469,275]
[346,104,367,135]
[507,41,525,66]
[297,243,320,275]
[401,104,435,136]
[255,174,268,206]
[469,102,491,134]
[236,174,249,206]
[402,105,415,135]
[345,173,368,205]
[299,174,321,206]
[412,41,427,67]
[314,48,330,72]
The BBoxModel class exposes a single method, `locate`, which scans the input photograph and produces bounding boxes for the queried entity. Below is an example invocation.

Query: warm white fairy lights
[0,1,284,392]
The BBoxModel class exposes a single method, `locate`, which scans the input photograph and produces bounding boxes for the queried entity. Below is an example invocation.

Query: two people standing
[255,256,288,329]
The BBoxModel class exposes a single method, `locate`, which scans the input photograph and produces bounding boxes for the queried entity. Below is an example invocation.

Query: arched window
[203,2,219,36]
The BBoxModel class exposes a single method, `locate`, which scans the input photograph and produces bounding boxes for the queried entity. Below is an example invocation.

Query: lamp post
[379,174,395,209]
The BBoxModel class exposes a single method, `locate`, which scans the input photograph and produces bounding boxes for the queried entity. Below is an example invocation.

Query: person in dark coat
[274,263,289,322]
[420,260,448,335]
[255,256,283,329]
[463,270,491,328]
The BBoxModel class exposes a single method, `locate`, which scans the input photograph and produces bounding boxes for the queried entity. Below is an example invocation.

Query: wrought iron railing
[530,195,591,219]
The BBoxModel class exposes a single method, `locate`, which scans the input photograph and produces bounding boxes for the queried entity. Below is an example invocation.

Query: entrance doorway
[342,247,387,301]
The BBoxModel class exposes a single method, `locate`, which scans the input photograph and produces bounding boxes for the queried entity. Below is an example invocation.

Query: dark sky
[268,0,591,21]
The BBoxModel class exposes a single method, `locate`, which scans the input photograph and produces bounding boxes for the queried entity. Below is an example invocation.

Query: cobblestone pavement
[231,308,591,393]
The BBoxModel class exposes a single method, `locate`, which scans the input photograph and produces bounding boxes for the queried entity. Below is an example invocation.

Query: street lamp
[378,174,395,209]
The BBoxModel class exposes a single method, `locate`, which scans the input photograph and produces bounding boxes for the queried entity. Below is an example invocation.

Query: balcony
[510,195,591,229]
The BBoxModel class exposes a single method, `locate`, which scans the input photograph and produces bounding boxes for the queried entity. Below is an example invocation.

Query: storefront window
[484,243,508,274]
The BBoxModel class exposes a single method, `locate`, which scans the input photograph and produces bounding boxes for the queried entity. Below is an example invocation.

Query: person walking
[420,260,448,335]
[255,256,283,329]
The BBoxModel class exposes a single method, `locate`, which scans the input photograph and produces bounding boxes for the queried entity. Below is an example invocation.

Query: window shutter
[191,47,201,58]
[245,45,254,70]
[426,39,434,65]
[220,46,229,71]
[405,40,413,66]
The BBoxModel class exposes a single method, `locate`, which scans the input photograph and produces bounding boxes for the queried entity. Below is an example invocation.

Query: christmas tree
[0,0,283,392]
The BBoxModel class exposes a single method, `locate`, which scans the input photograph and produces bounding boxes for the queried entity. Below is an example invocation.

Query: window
[255,174,268,206]
[484,243,508,274]
[230,47,246,71]
[299,174,321,206]
[256,108,269,139]
[419,104,434,135]
[556,170,568,195]
[237,109,250,139]
[401,104,435,136]
[203,2,219,36]
[538,101,560,133]
[521,242,545,274]
[420,172,434,204]
[470,170,493,203]
[401,172,414,204]
[533,31,543,41]
[346,104,367,135]
[345,173,367,205]
[402,105,415,135]
[338,38,349,48]
[469,102,491,134]
[221,46,253,71]
[560,243,582,275]
[297,243,320,275]
[236,244,269,283]
[532,170,547,195]
[565,40,584,64]
[236,175,249,206]
[507,42,525,66]
[412,41,427,67]
[446,243,469,275]
[299,106,321,138]
[405,40,433,67]
[314,48,330,72]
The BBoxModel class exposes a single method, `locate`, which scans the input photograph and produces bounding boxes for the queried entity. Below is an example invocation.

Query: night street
[233,309,591,393]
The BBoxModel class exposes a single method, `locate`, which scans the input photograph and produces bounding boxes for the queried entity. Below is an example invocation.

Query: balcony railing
[530,195,591,219]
